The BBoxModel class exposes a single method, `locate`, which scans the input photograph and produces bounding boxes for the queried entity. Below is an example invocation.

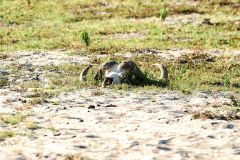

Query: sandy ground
[0,49,239,160]
[0,88,240,160]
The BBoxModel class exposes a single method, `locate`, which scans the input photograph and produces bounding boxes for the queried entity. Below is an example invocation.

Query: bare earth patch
[119,48,240,59]
[102,33,145,40]
[1,49,239,68]
[1,50,90,67]
[130,13,240,26]
[0,50,239,159]
[0,88,240,159]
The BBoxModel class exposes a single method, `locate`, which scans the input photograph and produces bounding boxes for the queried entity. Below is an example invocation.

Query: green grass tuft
[0,114,26,125]
[0,76,8,88]
[81,30,90,47]
[0,131,15,141]
[159,8,169,21]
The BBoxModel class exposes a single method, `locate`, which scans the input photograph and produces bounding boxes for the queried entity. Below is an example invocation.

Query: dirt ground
[0,50,240,160]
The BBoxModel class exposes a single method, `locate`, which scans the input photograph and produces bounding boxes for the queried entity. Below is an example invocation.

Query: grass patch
[40,54,239,93]
[64,154,87,160]
[29,97,44,105]
[23,89,58,104]
[0,0,239,53]
[0,76,8,88]
[191,110,240,120]
[91,90,104,96]
[0,131,15,141]
[0,53,8,59]
[191,94,240,120]
[0,0,239,95]
[0,114,26,125]
[47,126,59,132]
[20,80,42,89]
[25,121,40,130]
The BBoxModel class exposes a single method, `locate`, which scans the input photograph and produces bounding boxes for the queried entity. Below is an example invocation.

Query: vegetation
[81,30,90,47]
[31,53,239,93]
[159,8,169,21]
[25,121,40,130]
[0,0,239,53]
[0,114,26,125]
[0,0,239,154]
[0,76,8,88]
[0,131,15,141]
[64,154,86,160]
[0,0,239,93]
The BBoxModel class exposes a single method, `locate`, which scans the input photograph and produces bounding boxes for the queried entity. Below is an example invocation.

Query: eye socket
[119,62,131,70]
[105,77,113,85]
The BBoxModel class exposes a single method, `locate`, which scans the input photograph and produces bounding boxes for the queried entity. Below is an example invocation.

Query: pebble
[207,135,215,139]
[86,134,98,138]
[226,124,234,129]
[157,146,171,151]
[5,97,19,103]
[158,140,169,145]
[88,105,95,109]
[0,70,10,75]
[53,132,61,136]
[74,145,87,149]
[104,104,117,108]
[129,141,140,148]
[15,156,27,160]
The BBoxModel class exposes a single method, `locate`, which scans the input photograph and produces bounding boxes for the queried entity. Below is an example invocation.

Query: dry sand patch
[1,88,240,160]
[0,50,239,159]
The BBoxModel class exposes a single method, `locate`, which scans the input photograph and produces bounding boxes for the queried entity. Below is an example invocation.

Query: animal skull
[104,71,123,85]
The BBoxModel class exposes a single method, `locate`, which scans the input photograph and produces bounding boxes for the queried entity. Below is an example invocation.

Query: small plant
[175,66,186,80]
[29,98,44,105]
[0,53,8,59]
[0,114,26,125]
[0,76,8,88]
[0,131,15,141]
[64,154,85,160]
[229,95,240,107]
[159,8,169,21]
[47,126,59,132]
[81,30,90,47]
[223,77,231,87]
[91,90,104,96]
[26,121,40,130]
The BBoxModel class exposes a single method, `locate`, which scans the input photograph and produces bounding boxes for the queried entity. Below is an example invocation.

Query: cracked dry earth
[0,51,240,160]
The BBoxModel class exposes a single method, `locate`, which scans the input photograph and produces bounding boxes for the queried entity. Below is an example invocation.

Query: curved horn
[79,64,93,81]
[153,64,168,80]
